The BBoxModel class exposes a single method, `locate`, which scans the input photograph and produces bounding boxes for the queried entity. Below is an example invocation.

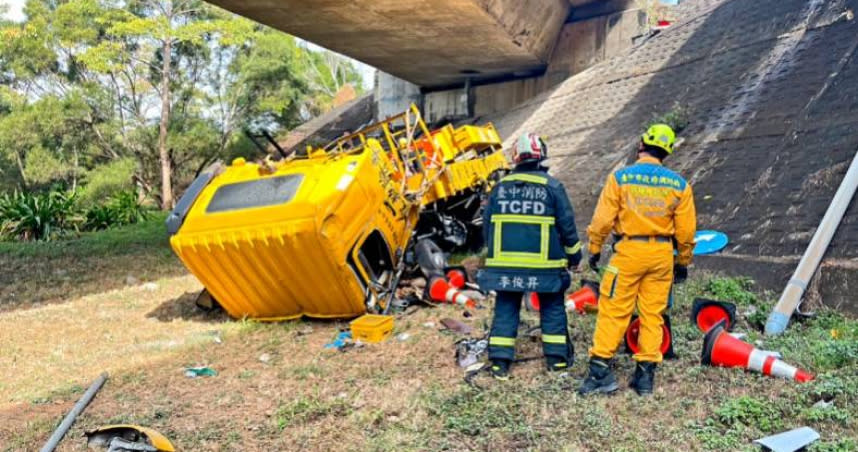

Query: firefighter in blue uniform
[477,133,583,379]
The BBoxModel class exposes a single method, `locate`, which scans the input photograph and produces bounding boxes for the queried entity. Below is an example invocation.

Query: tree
[87,0,237,209]
[0,0,366,208]
[302,49,364,115]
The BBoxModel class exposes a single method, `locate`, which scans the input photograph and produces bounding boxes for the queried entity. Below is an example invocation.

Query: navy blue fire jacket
[477,165,582,293]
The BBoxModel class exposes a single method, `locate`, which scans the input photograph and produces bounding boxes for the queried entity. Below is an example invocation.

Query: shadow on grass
[145,291,232,323]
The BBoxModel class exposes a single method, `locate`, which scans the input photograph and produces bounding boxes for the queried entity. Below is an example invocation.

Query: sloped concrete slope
[484,0,858,311]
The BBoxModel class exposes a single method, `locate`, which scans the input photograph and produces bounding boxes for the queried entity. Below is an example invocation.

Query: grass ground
[0,227,855,451]
[0,212,186,310]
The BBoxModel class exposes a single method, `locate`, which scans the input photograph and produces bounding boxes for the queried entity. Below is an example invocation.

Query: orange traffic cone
[565,280,599,314]
[702,320,813,382]
[624,316,672,356]
[691,298,736,332]
[446,269,466,289]
[428,277,476,309]
[524,292,541,311]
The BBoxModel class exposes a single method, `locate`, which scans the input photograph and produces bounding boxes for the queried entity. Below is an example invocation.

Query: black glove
[674,265,688,284]
[588,253,601,272]
[567,251,582,271]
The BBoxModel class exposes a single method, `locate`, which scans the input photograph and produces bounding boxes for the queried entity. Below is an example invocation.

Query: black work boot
[629,362,656,396]
[490,359,511,380]
[546,356,569,373]
[578,357,619,395]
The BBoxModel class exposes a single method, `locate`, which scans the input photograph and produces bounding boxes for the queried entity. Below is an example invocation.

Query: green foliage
[275,396,351,430]
[811,340,858,370]
[301,49,365,114]
[810,439,858,452]
[647,101,690,133]
[0,93,93,189]
[0,182,147,241]
[704,277,758,305]
[22,145,74,186]
[0,0,366,209]
[0,211,170,259]
[77,158,136,207]
[84,191,149,230]
[804,374,858,403]
[690,419,744,450]
[0,189,80,240]
[714,396,784,433]
[802,405,850,425]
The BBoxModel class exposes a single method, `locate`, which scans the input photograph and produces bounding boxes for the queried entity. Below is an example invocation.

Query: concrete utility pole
[766,149,858,335]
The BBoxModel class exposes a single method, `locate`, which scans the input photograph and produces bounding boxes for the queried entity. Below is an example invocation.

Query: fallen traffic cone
[691,298,737,332]
[446,269,466,289]
[429,277,477,309]
[565,280,599,314]
[524,292,540,311]
[702,320,814,382]
[624,316,672,356]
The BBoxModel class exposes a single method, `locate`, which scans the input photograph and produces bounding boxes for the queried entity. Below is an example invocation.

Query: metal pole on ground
[765,149,858,335]
[40,372,109,452]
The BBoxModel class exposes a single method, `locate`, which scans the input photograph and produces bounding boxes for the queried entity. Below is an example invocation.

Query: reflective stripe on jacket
[587,156,697,266]
[477,167,582,292]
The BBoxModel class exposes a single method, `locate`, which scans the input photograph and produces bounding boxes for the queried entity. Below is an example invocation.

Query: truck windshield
[206,174,303,213]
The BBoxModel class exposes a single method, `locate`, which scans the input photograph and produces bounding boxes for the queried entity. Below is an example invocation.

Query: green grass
[275,396,353,430]
[2,245,857,451]
[358,274,858,451]
[0,212,186,307]
[0,211,173,259]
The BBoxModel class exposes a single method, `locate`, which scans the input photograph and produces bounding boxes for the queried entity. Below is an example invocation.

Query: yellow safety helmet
[641,124,676,154]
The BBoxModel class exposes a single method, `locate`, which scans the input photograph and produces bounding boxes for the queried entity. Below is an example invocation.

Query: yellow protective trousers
[589,239,673,363]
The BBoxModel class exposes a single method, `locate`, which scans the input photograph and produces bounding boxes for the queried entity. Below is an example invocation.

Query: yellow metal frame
[170,104,509,320]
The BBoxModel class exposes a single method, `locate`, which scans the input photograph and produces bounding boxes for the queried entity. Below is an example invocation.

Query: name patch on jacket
[497,185,549,214]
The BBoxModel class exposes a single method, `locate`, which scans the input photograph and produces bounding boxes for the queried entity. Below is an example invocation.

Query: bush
[84,190,149,231]
[0,189,80,241]
[647,101,690,133]
[705,277,758,305]
[76,158,136,207]
[714,396,784,433]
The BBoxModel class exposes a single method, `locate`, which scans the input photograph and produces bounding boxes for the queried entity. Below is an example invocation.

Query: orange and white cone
[446,269,466,289]
[429,277,476,309]
[691,298,737,332]
[624,316,672,356]
[565,280,599,314]
[702,320,814,383]
[525,292,541,311]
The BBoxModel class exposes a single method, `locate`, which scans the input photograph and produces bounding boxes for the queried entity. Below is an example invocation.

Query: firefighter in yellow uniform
[579,124,696,396]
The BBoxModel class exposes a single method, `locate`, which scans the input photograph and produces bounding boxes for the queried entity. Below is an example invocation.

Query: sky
[0,0,375,90]
[0,0,25,22]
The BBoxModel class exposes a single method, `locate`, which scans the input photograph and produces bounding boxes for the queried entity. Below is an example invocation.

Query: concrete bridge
[206,0,635,89]
[225,0,858,313]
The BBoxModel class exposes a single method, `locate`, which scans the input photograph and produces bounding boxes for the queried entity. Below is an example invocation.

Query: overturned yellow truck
[166,105,508,320]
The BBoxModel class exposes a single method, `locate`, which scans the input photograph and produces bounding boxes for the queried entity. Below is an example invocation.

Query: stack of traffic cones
[565,280,600,314]
[702,320,814,382]
[428,277,476,309]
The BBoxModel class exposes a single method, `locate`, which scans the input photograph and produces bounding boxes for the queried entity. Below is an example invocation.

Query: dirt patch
[0,275,229,404]
[2,275,855,451]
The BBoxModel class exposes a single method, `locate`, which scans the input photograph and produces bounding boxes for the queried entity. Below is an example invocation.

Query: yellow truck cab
[167,105,508,320]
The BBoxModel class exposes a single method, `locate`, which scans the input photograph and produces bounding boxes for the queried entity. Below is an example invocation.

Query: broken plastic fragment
[753,427,819,452]
[184,366,217,378]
